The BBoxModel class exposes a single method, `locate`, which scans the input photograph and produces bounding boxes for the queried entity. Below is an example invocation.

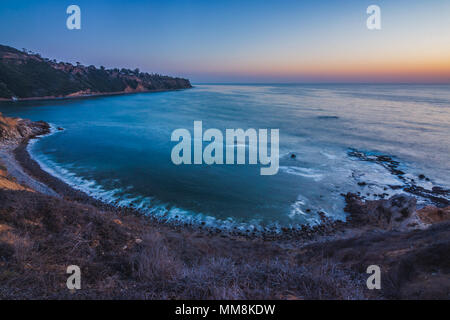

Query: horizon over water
[1,84,449,233]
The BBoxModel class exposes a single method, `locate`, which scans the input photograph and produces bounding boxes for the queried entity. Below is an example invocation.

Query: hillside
[0,45,191,100]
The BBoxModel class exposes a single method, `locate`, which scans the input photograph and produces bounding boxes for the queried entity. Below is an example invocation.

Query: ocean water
[1,84,449,232]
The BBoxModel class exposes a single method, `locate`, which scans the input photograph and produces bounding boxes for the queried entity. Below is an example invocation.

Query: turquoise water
[1,84,449,231]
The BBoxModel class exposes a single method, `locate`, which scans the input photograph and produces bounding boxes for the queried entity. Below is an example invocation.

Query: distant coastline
[0,87,192,102]
[0,44,192,101]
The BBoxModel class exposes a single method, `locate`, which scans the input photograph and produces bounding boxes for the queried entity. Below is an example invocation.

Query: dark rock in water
[347,149,448,207]
[404,185,450,207]
[57,127,64,131]
[432,186,449,196]
[392,169,405,175]
[317,115,339,119]
[290,153,296,159]
[377,156,394,163]
[348,149,404,178]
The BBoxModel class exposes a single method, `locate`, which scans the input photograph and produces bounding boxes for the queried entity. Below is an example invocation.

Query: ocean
[1,84,449,232]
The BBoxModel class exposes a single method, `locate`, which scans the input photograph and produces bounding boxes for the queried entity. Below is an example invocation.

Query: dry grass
[0,164,33,192]
[130,232,182,282]
[0,187,368,299]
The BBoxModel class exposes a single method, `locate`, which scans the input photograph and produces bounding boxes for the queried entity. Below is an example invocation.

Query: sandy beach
[0,144,59,196]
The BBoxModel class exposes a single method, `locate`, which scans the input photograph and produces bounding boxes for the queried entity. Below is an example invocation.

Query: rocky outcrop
[343,191,450,231]
[344,192,417,230]
[0,112,50,144]
[348,149,449,207]
[416,206,450,224]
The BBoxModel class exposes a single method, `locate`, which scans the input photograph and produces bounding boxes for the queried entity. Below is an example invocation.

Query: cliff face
[0,112,49,144]
[0,44,192,99]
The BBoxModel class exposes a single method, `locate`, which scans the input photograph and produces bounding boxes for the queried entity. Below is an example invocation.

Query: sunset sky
[1,0,449,83]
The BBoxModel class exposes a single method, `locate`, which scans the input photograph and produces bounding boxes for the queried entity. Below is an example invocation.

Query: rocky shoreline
[2,113,449,240]
[0,114,449,299]
[348,149,450,207]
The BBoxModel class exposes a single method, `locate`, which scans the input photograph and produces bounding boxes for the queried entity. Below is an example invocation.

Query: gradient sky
[0,0,449,83]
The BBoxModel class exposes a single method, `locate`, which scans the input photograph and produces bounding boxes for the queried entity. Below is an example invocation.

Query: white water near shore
[2,84,449,233]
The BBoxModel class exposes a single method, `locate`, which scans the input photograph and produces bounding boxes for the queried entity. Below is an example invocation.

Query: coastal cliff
[0,112,50,144]
[0,44,192,100]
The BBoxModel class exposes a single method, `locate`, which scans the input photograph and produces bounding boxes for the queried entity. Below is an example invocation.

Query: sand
[0,144,59,196]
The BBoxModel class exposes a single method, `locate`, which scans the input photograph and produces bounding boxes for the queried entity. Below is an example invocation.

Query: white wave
[279,166,324,181]
[28,138,304,234]
[320,151,337,160]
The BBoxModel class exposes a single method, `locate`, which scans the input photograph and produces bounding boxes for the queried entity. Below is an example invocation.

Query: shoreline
[5,118,446,240]
[0,87,193,103]
[16,134,341,241]
[0,143,59,197]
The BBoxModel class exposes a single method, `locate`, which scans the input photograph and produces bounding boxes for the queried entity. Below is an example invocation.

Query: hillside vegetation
[0,45,191,99]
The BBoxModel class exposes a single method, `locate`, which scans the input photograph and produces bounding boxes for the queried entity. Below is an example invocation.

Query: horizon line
[192,82,450,85]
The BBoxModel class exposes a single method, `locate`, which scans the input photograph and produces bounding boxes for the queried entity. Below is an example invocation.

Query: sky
[0,0,449,83]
